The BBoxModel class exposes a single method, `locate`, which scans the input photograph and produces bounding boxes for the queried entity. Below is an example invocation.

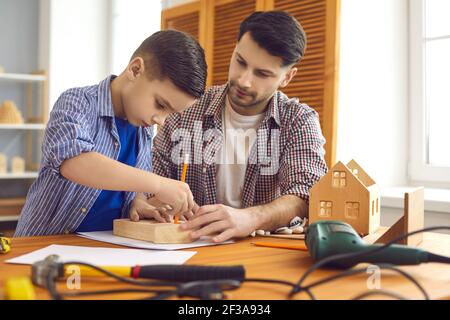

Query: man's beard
[228,80,264,108]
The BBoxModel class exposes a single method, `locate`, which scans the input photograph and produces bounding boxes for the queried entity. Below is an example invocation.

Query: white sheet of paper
[76,231,234,251]
[5,244,196,266]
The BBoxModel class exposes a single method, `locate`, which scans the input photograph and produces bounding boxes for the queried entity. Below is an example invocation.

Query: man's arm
[181,107,327,242]
[180,195,307,242]
[245,194,308,231]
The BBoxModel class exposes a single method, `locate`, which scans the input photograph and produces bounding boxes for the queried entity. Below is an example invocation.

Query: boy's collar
[98,75,154,137]
[97,75,117,118]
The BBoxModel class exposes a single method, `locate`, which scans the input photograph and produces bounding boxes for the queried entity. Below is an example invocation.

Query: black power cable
[40,226,449,300]
[428,252,450,264]
[45,261,242,300]
[352,290,410,300]
[299,264,429,300]
[288,226,450,299]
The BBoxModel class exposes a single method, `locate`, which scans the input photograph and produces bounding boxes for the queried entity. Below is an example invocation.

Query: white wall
[110,0,162,75]
[40,0,110,107]
[336,0,409,188]
[161,0,192,10]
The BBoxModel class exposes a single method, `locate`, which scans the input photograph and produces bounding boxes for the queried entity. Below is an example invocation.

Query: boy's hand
[172,202,200,222]
[129,195,171,223]
[130,196,198,223]
[154,177,194,215]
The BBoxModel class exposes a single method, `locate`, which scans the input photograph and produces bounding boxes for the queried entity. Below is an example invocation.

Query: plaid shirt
[153,84,328,208]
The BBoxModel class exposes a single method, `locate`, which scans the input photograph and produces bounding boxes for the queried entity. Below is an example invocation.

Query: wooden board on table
[113,219,192,244]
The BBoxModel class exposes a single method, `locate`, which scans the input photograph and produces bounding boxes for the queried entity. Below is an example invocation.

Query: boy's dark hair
[238,11,306,66]
[131,30,207,98]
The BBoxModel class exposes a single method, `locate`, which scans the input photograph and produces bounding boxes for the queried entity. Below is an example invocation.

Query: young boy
[15,30,207,236]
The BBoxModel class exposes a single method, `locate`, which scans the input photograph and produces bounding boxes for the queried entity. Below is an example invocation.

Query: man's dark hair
[238,11,306,66]
[131,30,207,98]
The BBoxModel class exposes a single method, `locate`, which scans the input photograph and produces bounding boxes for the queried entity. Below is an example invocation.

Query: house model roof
[344,159,376,187]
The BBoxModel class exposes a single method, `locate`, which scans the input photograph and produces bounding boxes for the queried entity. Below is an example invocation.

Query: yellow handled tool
[4,277,36,300]
[0,236,11,254]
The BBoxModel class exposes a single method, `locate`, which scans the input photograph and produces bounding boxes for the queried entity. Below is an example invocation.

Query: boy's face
[121,58,196,127]
[227,32,297,113]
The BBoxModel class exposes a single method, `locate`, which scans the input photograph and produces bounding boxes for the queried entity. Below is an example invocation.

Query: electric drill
[305,220,450,268]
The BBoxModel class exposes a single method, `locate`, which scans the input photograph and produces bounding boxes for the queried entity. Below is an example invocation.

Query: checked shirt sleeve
[278,108,328,204]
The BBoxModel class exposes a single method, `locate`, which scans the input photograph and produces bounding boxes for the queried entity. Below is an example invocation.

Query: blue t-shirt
[76,117,139,232]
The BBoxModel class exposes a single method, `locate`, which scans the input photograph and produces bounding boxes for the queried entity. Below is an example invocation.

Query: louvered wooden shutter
[161,2,201,40]
[161,0,339,166]
[211,0,263,85]
[269,0,340,166]
[273,0,326,119]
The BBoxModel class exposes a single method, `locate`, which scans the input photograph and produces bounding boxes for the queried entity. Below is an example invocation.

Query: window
[345,202,360,219]
[410,0,450,185]
[319,201,333,217]
[332,171,346,188]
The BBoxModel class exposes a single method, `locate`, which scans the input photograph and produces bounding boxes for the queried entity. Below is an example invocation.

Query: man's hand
[180,204,258,242]
[173,202,199,222]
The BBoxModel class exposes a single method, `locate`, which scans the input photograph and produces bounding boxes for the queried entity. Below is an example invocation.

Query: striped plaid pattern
[153,84,328,209]
[15,75,154,237]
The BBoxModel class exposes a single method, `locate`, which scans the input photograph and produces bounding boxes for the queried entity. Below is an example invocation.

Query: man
[131,11,328,243]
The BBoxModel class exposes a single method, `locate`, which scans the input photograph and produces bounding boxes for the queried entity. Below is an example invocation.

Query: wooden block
[373,187,424,246]
[404,187,425,246]
[113,219,192,244]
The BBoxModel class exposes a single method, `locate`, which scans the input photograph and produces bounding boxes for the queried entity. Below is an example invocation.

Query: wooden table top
[1,231,449,300]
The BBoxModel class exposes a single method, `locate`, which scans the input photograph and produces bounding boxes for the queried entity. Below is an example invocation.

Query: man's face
[228,32,296,112]
[121,64,196,127]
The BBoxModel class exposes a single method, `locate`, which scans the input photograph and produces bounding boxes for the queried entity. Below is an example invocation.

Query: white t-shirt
[216,97,266,208]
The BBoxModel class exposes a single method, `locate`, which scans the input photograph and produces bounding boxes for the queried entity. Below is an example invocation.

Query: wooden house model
[309,160,380,236]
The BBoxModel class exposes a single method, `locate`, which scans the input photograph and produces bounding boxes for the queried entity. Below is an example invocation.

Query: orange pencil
[175,154,189,224]
[252,241,308,251]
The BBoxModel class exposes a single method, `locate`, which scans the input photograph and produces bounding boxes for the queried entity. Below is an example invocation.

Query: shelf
[0,123,46,130]
[0,72,47,82]
[0,172,39,179]
[0,215,20,222]
[0,197,25,220]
